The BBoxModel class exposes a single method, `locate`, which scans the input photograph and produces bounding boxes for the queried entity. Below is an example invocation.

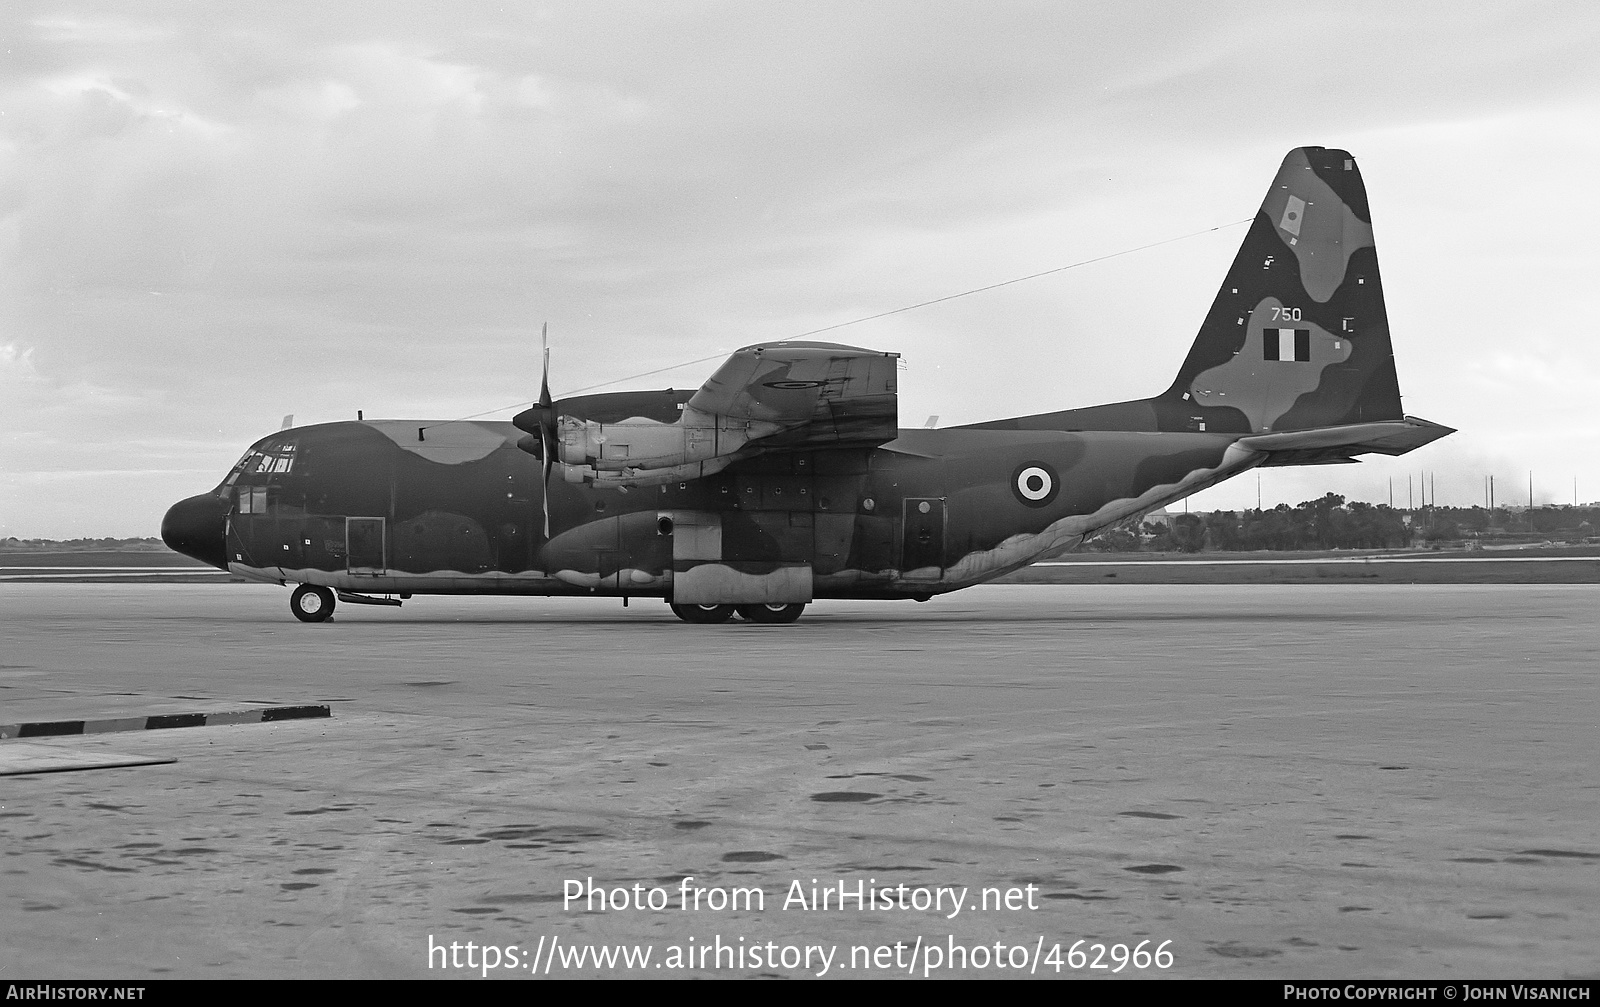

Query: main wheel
[670,603,736,624]
[735,603,805,624]
[290,584,336,623]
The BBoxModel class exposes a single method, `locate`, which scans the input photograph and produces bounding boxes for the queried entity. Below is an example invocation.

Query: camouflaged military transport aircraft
[162,146,1451,624]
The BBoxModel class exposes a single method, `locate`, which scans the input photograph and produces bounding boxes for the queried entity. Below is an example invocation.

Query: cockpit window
[254,442,296,474]
[237,486,269,514]
[216,450,260,495]
[214,441,296,497]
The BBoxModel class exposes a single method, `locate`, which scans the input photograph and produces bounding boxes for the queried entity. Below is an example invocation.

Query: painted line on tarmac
[0,744,179,776]
[0,704,331,740]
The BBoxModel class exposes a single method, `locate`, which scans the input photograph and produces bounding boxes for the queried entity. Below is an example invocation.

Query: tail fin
[1166,146,1402,433]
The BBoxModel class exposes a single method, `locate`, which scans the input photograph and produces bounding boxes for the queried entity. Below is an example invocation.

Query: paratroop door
[901,497,945,575]
[346,517,386,572]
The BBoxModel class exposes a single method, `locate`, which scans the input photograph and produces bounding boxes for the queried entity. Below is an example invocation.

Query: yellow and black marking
[0,704,331,740]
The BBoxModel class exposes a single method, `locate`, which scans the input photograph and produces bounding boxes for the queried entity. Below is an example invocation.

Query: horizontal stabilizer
[1241,415,1454,467]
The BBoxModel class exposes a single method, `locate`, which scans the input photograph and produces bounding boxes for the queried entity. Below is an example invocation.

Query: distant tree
[1171,513,1205,553]
[1206,510,1243,551]
[1094,526,1142,552]
[1424,518,1461,543]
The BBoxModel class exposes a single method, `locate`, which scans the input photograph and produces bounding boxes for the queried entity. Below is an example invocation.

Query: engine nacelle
[560,454,742,490]
[556,409,781,471]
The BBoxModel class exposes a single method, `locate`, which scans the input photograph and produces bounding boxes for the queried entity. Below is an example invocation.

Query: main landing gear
[668,602,805,624]
[669,603,735,624]
[736,603,805,624]
[290,584,336,623]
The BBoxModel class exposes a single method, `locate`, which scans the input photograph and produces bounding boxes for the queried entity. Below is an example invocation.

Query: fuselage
[161,414,1253,601]
[158,147,1451,621]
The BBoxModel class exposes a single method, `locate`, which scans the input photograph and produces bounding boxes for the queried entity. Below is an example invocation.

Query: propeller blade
[541,442,552,539]
[511,323,559,539]
[539,322,552,409]
[540,322,552,539]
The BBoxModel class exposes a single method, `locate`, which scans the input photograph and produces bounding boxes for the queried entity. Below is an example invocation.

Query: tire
[735,603,805,624]
[290,584,336,623]
[669,603,736,624]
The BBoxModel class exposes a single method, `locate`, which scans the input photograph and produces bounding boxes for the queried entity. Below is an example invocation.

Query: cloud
[2,1,1598,534]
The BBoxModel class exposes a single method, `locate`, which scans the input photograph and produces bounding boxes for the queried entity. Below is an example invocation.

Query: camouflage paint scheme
[162,147,1452,618]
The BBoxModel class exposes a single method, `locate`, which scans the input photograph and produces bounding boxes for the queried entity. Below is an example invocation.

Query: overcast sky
[3,1,1597,537]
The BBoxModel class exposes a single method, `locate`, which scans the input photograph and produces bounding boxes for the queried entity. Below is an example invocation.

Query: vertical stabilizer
[1166,146,1402,433]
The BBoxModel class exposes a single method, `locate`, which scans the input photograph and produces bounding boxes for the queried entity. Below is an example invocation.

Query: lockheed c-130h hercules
[162,147,1451,624]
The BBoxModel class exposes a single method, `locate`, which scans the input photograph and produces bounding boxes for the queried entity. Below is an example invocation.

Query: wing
[542,341,900,488]
[688,341,899,448]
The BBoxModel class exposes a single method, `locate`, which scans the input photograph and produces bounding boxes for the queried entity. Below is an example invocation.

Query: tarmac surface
[1,583,1596,980]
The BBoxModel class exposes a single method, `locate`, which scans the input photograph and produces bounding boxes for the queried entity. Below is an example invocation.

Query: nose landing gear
[290,584,336,623]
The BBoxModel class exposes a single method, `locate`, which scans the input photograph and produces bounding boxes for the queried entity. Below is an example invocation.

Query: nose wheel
[290,584,336,623]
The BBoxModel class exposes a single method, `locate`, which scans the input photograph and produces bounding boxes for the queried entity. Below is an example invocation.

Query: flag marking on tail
[1262,328,1311,362]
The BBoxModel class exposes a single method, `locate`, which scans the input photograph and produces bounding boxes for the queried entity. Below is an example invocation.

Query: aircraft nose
[161,493,230,570]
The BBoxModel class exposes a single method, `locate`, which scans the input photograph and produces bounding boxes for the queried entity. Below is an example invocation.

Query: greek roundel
[1012,462,1060,508]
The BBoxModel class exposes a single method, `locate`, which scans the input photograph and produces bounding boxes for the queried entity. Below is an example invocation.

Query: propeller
[538,324,553,539]
[511,322,558,539]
